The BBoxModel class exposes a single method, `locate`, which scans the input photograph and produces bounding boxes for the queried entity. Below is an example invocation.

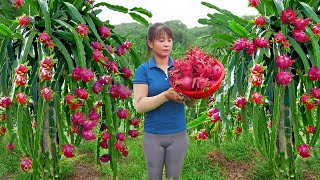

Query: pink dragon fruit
[248,0,260,7]
[116,45,125,56]
[297,144,311,158]
[13,0,24,7]
[116,132,127,141]
[292,29,310,43]
[273,32,286,44]
[65,94,76,105]
[254,16,265,26]
[311,88,320,99]
[80,68,95,82]
[39,68,53,81]
[75,88,88,100]
[0,96,12,108]
[172,76,193,91]
[117,109,129,119]
[6,143,15,151]
[114,141,125,152]
[40,57,55,69]
[110,84,120,98]
[109,61,118,73]
[41,87,54,101]
[198,130,209,140]
[275,71,293,86]
[120,67,133,79]
[82,130,96,141]
[293,18,311,30]
[232,38,248,51]
[92,49,104,62]
[122,41,133,50]
[234,96,247,108]
[62,144,75,158]
[82,120,97,130]
[118,85,131,100]
[88,111,100,122]
[207,108,219,117]
[106,45,113,54]
[72,66,82,81]
[99,75,112,85]
[312,24,320,37]
[307,66,318,81]
[38,32,50,44]
[20,157,32,172]
[76,24,88,37]
[14,74,27,86]
[237,113,241,122]
[99,141,108,149]
[71,112,86,125]
[18,15,30,27]
[16,92,28,105]
[101,131,111,141]
[280,9,297,24]
[90,41,103,51]
[253,37,269,48]
[275,55,294,69]
[99,154,110,163]
[305,125,315,134]
[300,93,313,105]
[129,130,139,138]
[92,81,103,94]
[99,26,110,38]
[251,92,263,105]
[129,118,140,127]
[246,42,256,56]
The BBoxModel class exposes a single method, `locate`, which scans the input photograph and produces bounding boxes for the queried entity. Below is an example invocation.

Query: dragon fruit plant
[189,0,320,178]
[0,0,151,178]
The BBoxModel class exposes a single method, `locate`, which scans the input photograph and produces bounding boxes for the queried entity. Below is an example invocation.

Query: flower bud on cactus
[6,143,15,150]
[233,126,243,135]
[0,126,6,136]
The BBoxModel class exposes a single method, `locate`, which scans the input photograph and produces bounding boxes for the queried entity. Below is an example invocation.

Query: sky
[95,0,259,28]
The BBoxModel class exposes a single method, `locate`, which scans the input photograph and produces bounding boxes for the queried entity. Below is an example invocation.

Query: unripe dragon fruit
[20,157,32,172]
[292,29,310,43]
[18,15,30,27]
[251,92,263,105]
[62,144,75,158]
[234,96,247,108]
[275,55,294,69]
[293,18,311,30]
[254,16,265,26]
[16,92,28,105]
[280,9,297,24]
[232,38,248,51]
[273,32,286,44]
[99,26,110,38]
[297,144,311,158]
[275,71,292,86]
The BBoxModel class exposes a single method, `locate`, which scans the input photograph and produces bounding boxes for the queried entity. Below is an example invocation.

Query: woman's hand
[164,88,184,103]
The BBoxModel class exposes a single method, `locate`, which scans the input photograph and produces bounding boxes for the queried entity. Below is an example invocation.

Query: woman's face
[148,33,173,59]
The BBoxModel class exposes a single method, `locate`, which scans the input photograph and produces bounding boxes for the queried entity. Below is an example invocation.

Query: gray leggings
[143,130,188,180]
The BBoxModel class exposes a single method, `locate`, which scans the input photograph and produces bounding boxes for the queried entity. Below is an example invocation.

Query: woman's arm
[133,85,184,113]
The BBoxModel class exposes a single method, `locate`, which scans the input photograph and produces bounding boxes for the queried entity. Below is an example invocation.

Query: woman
[133,23,198,180]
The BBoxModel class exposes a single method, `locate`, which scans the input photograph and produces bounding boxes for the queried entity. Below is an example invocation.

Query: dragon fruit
[312,24,320,37]
[40,57,55,69]
[16,92,28,105]
[275,71,293,86]
[248,0,260,7]
[46,40,55,49]
[110,84,120,98]
[14,74,27,86]
[106,45,113,54]
[275,55,294,69]
[82,120,97,130]
[311,88,320,99]
[20,157,32,172]
[62,144,75,158]
[88,111,100,122]
[232,38,248,51]
[16,64,29,75]
[253,37,269,48]
[99,26,110,38]
[118,85,132,100]
[99,154,110,163]
[6,143,15,150]
[305,125,315,134]
[114,141,125,152]
[116,132,127,141]
[80,68,95,82]
[76,24,88,37]
[99,141,108,149]
[75,88,88,100]
[129,118,140,127]
[1,114,5,122]
[251,92,263,105]
[308,66,318,81]
[250,74,263,86]
[99,75,112,85]
[101,131,111,141]
[198,130,209,140]
[92,49,104,62]
[251,64,264,75]
[297,144,311,158]
[18,15,30,27]
[69,126,78,134]
[233,126,243,135]
[0,96,12,108]
[81,130,96,141]
[129,130,139,138]
[234,96,247,108]
[109,61,118,73]
[254,16,265,26]
[273,32,286,44]
[116,45,125,56]
[90,41,103,51]
[122,41,133,50]
[120,67,133,79]
[280,9,297,24]
[293,18,311,30]
[39,68,53,81]
[71,112,86,125]
[117,109,129,119]
[13,0,24,7]
[292,29,310,43]
[92,81,103,94]
[41,87,54,100]
[38,32,50,44]
[246,42,256,56]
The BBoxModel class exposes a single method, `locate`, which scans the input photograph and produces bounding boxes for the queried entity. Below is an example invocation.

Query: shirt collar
[149,56,173,69]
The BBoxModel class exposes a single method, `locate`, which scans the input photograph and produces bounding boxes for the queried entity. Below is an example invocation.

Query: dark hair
[146,23,173,58]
